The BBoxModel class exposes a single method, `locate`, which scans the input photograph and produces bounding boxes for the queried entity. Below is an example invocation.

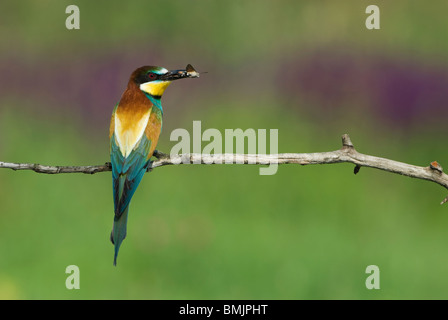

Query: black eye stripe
[134,70,161,85]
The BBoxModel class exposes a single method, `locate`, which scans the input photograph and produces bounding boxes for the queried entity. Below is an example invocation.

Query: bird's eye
[148,72,157,80]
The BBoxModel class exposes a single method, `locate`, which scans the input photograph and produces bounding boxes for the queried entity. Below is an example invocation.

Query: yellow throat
[140,80,172,97]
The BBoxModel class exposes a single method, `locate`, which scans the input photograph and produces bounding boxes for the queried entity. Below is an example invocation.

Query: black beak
[161,64,200,81]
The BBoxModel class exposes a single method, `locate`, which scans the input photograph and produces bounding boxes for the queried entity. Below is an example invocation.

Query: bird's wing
[110,109,152,219]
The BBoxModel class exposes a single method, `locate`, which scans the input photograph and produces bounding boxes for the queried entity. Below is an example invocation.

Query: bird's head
[132,64,200,98]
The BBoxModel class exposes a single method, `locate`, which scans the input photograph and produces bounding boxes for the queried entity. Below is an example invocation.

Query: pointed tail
[110,206,130,266]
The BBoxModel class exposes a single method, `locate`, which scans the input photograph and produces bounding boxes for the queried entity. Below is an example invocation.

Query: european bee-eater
[109,64,199,265]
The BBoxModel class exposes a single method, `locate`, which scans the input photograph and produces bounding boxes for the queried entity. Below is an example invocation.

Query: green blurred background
[1,0,448,299]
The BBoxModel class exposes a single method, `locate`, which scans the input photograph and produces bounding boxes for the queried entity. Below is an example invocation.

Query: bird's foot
[153,150,169,159]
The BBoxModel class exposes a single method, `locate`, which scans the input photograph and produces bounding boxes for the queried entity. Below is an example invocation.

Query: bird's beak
[160,64,200,81]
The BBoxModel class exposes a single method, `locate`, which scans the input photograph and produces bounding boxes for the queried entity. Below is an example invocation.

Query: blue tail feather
[111,205,129,266]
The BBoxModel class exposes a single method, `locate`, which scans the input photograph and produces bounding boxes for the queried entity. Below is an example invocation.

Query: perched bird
[109,64,199,265]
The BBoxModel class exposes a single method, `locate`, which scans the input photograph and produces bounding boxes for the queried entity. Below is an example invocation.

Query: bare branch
[1,134,448,204]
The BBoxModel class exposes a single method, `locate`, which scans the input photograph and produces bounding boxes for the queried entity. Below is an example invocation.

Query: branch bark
[1,134,448,204]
